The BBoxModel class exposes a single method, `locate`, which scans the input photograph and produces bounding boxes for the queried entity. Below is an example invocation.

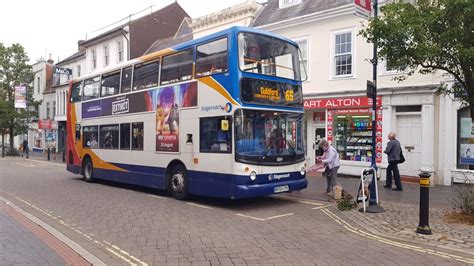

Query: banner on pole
[14,85,27,109]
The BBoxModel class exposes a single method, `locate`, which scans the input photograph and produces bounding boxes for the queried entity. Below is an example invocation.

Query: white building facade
[252,0,469,185]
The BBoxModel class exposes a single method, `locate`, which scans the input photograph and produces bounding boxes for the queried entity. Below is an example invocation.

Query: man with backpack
[384,132,403,191]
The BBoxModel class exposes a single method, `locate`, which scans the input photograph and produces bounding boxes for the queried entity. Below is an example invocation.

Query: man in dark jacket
[384,132,402,191]
[22,139,29,159]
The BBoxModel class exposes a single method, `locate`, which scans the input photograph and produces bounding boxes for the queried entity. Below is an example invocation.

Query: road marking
[235,213,266,221]
[7,194,148,265]
[311,205,332,210]
[320,208,474,264]
[147,194,167,200]
[273,195,325,206]
[187,202,214,209]
[235,212,294,221]
[21,158,65,167]
[265,213,294,220]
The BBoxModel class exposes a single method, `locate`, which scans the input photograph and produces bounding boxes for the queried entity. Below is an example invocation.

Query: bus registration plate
[274,185,289,193]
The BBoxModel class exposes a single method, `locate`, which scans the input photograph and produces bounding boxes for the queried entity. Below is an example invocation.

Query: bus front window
[235,109,305,165]
[238,32,301,81]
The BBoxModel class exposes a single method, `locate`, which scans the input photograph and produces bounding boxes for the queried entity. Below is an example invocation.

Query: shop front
[304,96,383,176]
[38,119,58,152]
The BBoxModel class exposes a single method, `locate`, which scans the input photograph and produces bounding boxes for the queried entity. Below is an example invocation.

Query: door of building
[314,128,326,158]
[397,114,422,176]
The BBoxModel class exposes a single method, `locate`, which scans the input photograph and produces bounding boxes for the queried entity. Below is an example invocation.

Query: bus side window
[132,122,144,150]
[101,71,120,97]
[75,124,81,142]
[121,67,132,93]
[195,38,228,78]
[133,60,160,91]
[160,49,194,85]
[120,123,131,150]
[199,117,232,153]
[71,82,82,102]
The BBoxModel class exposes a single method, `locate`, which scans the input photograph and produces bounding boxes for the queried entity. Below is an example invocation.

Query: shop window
[195,38,228,78]
[120,123,131,150]
[121,67,132,93]
[334,114,373,162]
[83,76,100,101]
[132,122,144,150]
[83,126,98,149]
[457,107,474,170]
[99,124,119,149]
[160,49,194,85]
[101,71,120,97]
[132,60,159,91]
[200,116,232,153]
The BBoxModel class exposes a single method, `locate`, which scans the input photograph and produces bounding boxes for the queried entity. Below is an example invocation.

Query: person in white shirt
[317,139,341,193]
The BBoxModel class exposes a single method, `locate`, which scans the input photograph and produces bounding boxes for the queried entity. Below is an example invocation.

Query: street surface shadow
[72,177,297,211]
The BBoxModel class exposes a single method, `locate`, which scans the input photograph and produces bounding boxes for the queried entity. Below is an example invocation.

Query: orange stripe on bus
[70,104,126,172]
[198,76,239,106]
[138,48,175,62]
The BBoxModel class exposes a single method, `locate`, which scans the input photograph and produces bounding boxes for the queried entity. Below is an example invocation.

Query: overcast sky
[0,0,246,63]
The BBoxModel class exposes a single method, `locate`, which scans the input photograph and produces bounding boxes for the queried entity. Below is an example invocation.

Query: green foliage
[337,190,358,211]
[0,43,36,148]
[360,0,474,109]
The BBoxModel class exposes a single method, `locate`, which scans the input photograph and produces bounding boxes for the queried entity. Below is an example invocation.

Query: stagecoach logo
[268,173,290,181]
[201,102,232,113]
[112,99,129,115]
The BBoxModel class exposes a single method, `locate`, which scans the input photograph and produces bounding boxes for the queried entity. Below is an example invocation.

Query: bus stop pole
[366,0,384,213]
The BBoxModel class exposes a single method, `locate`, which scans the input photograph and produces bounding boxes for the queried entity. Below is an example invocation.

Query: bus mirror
[221,120,229,131]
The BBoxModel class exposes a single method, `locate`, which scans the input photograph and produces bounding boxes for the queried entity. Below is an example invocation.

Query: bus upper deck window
[195,38,228,78]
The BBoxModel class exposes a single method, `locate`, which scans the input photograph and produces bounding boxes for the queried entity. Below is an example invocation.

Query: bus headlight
[300,167,306,176]
[250,171,257,181]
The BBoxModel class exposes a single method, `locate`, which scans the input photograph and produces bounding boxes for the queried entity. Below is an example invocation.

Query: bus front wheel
[168,165,188,200]
[82,157,94,183]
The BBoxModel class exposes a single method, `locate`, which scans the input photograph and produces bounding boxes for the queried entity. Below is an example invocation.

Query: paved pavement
[0,156,473,265]
[0,204,66,266]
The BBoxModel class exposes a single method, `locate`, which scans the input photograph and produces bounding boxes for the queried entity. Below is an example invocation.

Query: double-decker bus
[67,26,307,199]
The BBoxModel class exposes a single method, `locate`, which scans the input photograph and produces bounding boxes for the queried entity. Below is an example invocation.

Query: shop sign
[304,96,382,109]
[354,0,372,20]
[38,119,56,130]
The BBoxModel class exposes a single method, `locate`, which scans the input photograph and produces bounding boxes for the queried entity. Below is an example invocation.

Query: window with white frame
[46,102,50,119]
[104,45,109,66]
[333,31,353,77]
[36,77,40,93]
[92,49,97,69]
[279,0,301,8]
[76,65,81,77]
[295,38,309,80]
[117,40,124,62]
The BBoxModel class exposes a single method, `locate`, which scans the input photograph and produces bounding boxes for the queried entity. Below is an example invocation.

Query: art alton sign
[304,96,382,109]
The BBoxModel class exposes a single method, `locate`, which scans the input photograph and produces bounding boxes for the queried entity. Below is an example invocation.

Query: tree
[0,43,37,151]
[360,0,474,115]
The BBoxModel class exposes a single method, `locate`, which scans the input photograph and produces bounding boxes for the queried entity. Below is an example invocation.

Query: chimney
[47,54,54,64]
[78,40,86,52]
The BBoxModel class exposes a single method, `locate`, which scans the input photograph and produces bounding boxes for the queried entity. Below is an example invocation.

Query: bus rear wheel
[82,157,94,183]
[168,165,188,200]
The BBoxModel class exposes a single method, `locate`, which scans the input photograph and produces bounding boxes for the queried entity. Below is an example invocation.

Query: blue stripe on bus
[86,162,307,199]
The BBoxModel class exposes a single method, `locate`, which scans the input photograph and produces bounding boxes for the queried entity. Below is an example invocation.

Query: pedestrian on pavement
[317,139,340,194]
[22,139,29,159]
[384,132,403,191]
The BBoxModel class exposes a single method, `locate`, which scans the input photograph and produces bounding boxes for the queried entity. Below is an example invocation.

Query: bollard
[47,148,51,161]
[62,148,66,163]
[416,171,432,235]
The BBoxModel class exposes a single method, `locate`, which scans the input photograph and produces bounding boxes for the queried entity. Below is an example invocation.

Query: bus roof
[71,26,299,83]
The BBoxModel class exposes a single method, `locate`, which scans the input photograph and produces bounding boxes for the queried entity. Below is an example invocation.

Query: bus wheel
[168,165,188,200]
[82,157,94,183]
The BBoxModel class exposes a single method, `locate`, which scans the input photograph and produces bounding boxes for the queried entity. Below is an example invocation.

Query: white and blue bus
[67,26,307,199]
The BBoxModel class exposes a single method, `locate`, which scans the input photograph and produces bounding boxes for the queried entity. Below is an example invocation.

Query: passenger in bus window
[90,135,98,149]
